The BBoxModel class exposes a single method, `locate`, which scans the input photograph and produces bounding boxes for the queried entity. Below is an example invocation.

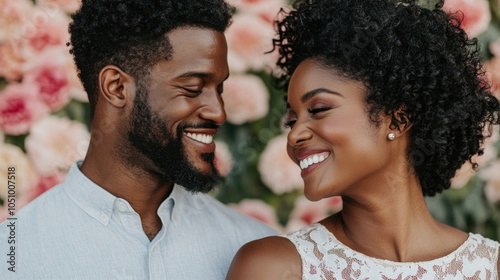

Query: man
[0,1,276,279]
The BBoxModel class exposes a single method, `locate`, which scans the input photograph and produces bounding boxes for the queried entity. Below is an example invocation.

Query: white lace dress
[282,223,499,279]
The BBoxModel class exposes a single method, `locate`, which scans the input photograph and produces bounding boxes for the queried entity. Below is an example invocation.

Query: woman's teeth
[299,154,329,170]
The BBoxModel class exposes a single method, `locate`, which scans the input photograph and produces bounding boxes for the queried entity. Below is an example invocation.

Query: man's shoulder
[0,182,74,234]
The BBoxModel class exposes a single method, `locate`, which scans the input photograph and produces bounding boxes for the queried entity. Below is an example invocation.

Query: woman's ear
[389,107,412,134]
[98,65,136,108]
[383,107,413,141]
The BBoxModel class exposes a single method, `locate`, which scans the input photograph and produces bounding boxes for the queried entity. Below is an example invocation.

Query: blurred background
[1,0,499,237]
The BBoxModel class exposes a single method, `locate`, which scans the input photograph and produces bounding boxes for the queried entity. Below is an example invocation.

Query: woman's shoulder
[226,235,302,280]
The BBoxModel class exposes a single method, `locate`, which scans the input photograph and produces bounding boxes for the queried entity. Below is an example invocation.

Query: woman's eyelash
[283,120,296,128]
[283,107,330,128]
[307,107,330,114]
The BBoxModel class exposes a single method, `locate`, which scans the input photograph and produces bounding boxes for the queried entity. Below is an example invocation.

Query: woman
[226,0,500,279]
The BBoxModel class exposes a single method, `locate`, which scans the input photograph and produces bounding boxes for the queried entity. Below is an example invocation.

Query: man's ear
[98,65,135,108]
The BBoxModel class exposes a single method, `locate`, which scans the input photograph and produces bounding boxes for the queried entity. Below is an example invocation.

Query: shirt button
[118,203,127,212]
[100,214,109,223]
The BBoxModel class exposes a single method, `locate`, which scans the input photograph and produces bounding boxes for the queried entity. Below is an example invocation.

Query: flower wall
[1,0,500,237]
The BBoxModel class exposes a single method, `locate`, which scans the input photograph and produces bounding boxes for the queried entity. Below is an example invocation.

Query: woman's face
[285,59,396,201]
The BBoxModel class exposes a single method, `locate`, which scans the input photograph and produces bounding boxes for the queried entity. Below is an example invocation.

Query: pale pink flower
[214,140,234,177]
[222,74,269,124]
[21,8,70,54]
[0,142,38,202]
[490,40,500,57]
[0,40,27,81]
[485,56,500,101]
[25,115,90,176]
[225,13,275,72]
[324,195,343,213]
[443,0,491,37]
[0,83,49,135]
[23,47,72,111]
[450,162,476,188]
[67,60,88,102]
[230,199,282,232]
[0,0,34,41]
[258,134,303,194]
[36,0,82,14]
[25,173,65,201]
[229,0,287,23]
[480,160,500,203]
[451,131,498,188]
[285,195,336,232]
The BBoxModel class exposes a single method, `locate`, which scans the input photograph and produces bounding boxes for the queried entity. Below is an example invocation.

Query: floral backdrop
[1,0,500,238]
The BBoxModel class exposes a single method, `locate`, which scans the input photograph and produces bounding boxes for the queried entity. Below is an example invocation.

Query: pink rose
[68,60,88,102]
[214,140,234,177]
[443,0,491,37]
[230,199,282,232]
[222,74,269,124]
[25,173,65,201]
[225,13,275,72]
[21,8,70,54]
[485,57,500,101]
[0,83,48,135]
[0,143,38,202]
[23,47,72,111]
[451,129,498,188]
[25,115,90,176]
[450,162,475,188]
[0,40,27,81]
[0,0,34,41]
[480,160,500,203]
[36,0,82,14]
[258,134,303,194]
[228,0,287,23]
[285,196,339,232]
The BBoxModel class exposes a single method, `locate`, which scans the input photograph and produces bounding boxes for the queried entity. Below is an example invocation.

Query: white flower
[222,74,269,125]
[25,115,89,176]
[258,134,303,194]
[0,143,38,201]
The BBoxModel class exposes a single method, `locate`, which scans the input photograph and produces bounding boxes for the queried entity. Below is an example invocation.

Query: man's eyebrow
[177,71,213,79]
[300,88,344,103]
[176,72,230,81]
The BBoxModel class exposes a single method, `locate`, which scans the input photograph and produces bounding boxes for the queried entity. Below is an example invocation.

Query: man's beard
[126,84,222,193]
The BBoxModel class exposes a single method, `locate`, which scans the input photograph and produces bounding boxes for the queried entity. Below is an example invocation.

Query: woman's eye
[307,107,330,115]
[283,119,296,128]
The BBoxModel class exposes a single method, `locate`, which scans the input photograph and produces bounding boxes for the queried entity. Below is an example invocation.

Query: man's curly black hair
[273,0,500,196]
[69,0,234,118]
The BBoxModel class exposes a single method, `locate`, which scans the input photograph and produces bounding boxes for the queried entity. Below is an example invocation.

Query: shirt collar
[63,162,198,225]
[63,161,116,225]
[158,184,197,223]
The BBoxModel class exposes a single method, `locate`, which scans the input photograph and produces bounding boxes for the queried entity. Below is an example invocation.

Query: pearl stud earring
[387,132,396,141]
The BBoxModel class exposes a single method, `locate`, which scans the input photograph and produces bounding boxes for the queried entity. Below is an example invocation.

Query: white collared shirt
[0,162,276,280]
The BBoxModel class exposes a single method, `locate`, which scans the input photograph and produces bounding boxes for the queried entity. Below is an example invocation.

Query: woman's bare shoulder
[226,235,302,280]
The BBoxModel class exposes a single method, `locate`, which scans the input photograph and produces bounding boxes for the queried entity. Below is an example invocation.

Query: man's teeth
[299,154,328,170]
[185,133,213,144]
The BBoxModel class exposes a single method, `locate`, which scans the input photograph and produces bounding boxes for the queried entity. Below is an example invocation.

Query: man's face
[127,27,229,193]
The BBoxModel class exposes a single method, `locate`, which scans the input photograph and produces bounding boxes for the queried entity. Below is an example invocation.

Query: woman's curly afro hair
[273,0,500,196]
[69,0,234,118]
